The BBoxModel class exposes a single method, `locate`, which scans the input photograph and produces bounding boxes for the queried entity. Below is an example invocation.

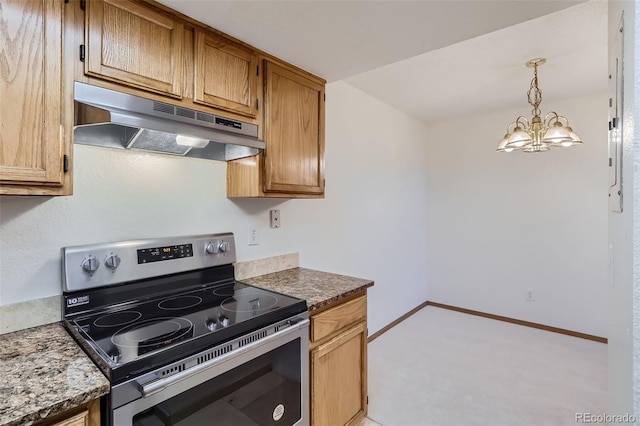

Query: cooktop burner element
[158,295,203,310]
[111,317,194,359]
[93,310,142,328]
[62,233,308,385]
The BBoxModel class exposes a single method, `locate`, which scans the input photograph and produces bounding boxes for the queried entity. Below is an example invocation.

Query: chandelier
[496,58,582,153]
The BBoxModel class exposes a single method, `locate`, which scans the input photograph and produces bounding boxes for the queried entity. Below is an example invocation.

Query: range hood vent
[73,82,264,162]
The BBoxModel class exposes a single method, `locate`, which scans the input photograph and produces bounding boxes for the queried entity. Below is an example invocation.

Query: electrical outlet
[248,226,259,246]
[270,210,281,229]
[525,288,535,301]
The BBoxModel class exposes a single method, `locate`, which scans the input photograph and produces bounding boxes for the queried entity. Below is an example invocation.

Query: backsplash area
[234,252,299,280]
[0,253,299,335]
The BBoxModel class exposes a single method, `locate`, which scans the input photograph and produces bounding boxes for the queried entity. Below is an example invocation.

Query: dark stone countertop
[241,267,374,311]
[0,323,109,426]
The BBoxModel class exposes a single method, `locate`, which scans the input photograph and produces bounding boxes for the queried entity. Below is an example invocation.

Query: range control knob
[205,242,218,255]
[218,314,229,327]
[205,318,217,331]
[81,256,99,274]
[218,241,230,253]
[105,254,121,270]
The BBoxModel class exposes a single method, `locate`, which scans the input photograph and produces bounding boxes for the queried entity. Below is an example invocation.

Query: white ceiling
[156,0,607,123]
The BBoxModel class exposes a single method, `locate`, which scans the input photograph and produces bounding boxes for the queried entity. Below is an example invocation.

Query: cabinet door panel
[194,30,258,117]
[50,410,88,426]
[264,61,324,194]
[311,322,367,426]
[0,0,63,186]
[85,0,183,97]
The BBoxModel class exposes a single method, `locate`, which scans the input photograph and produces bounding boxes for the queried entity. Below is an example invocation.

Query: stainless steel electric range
[62,233,309,426]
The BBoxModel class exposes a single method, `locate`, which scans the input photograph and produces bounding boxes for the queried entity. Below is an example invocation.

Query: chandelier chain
[527,64,542,117]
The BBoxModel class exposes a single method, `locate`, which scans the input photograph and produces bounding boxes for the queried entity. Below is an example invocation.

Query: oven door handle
[138,318,310,397]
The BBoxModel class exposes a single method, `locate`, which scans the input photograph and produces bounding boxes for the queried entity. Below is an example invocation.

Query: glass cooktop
[69,282,306,369]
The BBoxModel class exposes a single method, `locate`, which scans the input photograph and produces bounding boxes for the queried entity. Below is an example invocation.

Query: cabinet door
[264,61,324,194]
[0,0,64,187]
[311,322,367,426]
[85,0,183,98]
[193,29,258,118]
[50,410,88,426]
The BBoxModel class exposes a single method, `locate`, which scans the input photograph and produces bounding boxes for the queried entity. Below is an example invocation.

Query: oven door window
[132,339,302,426]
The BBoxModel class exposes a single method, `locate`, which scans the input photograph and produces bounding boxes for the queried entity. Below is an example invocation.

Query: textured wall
[425,93,609,338]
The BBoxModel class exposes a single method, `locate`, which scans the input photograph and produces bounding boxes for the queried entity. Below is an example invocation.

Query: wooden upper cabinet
[85,0,183,98]
[0,0,65,191]
[193,30,258,118]
[263,61,325,194]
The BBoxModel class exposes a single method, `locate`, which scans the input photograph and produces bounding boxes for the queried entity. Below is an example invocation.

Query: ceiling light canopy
[497,58,582,153]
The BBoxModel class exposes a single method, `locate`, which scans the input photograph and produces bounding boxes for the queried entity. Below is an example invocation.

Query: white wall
[0,80,430,336]
[424,93,609,338]
[607,0,638,417]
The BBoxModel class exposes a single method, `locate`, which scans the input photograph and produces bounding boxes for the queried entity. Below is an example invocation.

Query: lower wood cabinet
[310,294,368,426]
[36,399,100,426]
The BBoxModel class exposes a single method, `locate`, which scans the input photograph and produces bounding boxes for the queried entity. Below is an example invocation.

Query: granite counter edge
[308,281,374,312]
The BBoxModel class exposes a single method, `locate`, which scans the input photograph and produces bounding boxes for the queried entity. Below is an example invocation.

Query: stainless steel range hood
[73,82,264,161]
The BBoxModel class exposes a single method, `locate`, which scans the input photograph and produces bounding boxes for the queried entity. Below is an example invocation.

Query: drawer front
[311,295,366,342]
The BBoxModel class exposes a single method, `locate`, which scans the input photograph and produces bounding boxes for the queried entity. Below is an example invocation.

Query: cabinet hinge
[63,155,69,173]
[79,45,85,62]
[256,99,259,110]
[367,396,369,405]
[256,65,259,76]
[324,93,326,102]
[80,0,86,11]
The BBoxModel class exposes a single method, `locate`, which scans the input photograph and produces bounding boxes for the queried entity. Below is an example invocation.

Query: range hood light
[176,135,210,148]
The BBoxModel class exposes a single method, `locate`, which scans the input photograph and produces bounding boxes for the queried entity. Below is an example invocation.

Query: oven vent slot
[238,330,268,347]
[274,321,291,332]
[159,363,185,377]
[197,344,233,364]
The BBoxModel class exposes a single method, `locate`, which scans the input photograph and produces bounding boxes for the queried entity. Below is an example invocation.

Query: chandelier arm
[555,115,569,127]
[544,111,560,126]
[515,116,530,129]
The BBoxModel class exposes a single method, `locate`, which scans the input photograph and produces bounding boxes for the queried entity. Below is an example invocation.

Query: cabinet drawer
[311,295,366,342]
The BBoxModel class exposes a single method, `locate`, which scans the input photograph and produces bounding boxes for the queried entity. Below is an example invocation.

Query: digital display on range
[137,244,193,264]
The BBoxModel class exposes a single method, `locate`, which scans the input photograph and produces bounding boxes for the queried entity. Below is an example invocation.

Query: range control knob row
[205,240,231,254]
[105,254,121,270]
[81,256,99,274]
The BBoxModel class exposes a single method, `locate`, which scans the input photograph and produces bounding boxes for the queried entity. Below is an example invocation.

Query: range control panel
[63,233,236,292]
[137,244,194,264]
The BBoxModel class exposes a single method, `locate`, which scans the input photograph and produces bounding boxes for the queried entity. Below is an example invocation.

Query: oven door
[112,319,309,426]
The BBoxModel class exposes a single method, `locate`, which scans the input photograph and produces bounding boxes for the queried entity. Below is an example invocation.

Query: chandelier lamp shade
[496,58,582,153]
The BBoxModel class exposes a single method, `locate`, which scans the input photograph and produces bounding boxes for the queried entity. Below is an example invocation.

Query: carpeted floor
[366,306,607,426]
